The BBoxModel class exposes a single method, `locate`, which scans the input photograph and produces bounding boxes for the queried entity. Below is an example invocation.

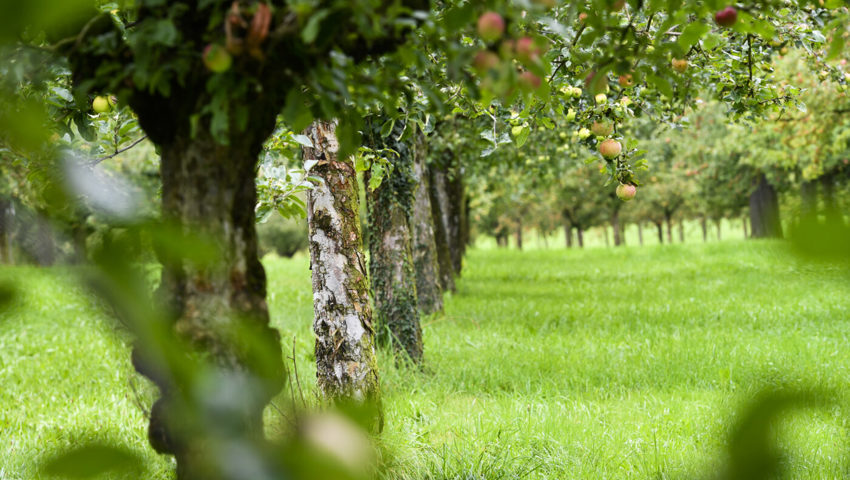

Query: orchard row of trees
[2,0,849,478]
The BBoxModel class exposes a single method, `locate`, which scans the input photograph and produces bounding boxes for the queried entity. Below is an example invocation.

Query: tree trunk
[821,173,842,224]
[678,219,685,243]
[427,166,455,293]
[701,217,708,242]
[749,173,783,238]
[800,180,817,219]
[742,216,748,238]
[516,218,523,250]
[410,132,443,315]
[577,228,584,248]
[365,120,423,364]
[665,213,673,244]
[612,210,622,247]
[462,196,472,247]
[655,221,663,244]
[0,197,9,264]
[715,219,722,241]
[303,121,381,424]
[132,127,285,479]
[446,169,465,274]
[564,222,573,248]
[637,222,643,246]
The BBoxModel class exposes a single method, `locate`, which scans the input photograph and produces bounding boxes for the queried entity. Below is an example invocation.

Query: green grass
[2,240,850,478]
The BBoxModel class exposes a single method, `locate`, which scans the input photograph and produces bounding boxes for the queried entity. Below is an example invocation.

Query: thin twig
[90,135,148,166]
[291,336,307,409]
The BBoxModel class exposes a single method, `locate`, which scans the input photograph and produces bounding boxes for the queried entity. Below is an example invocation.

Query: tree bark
[427,165,455,293]
[446,170,465,274]
[820,173,842,224]
[665,213,673,244]
[612,210,622,247]
[716,219,722,241]
[742,216,748,238]
[0,197,9,264]
[749,173,783,238]
[132,127,285,480]
[577,228,584,247]
[701,217,708,242]
[564,222,573,248]
[410,132,443,315]
[637,222,643,246]
[516,217,523,250]
[655,221,663,244]
[678,219,685,243]
[303,121,381,425]
[800,180,817,219]
[365,120,423,364]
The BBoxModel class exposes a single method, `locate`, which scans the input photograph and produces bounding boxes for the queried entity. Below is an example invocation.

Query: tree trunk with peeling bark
[410,132,443,315]
[303,121,381,427]
[428,165,455,293]
[365,119,423,364]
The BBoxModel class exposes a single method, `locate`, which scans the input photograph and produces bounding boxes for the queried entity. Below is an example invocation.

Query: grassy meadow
[2,239,850,478]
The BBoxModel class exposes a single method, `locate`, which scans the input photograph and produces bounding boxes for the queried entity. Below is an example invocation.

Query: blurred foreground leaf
[41,443,144,478]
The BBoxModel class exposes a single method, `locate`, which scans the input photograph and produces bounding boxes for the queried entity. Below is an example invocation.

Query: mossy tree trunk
[428,165,456,293]
[365,119,423,364]
[749,173,783,238]
[132,122,285,480]
[446,169,465,274]
[410,131,443,315]
[303,121,381,428]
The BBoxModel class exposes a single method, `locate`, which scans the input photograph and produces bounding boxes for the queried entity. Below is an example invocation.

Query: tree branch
[89,135,149,166]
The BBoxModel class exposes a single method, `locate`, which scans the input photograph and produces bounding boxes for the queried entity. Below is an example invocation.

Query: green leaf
[516,126,530,148]
[302,9,331,44]
[826,34,845,61]
[41,444,143,479]
[646,73,673,98]
[678,22,710,50]
[283,89,313,133]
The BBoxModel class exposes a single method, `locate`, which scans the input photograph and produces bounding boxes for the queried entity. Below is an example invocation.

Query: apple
[566,109,576,121]
[599,138,622,159]
[616,183,636,201]
[518,71,542,92]
[714,6,737,27]
[511,125,524,137]
[578,128,591,140]
[591,121,613,137]
[515,37,541,64]
[473,51,500,73]
[595,93,607,104]
[618,74,634,87]
[672,58,688,73]
[203,44,233,72]
[92,96,110,114]
[477,12,505,43]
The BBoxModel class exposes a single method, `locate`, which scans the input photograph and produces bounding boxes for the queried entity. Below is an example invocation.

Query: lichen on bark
[303,121,382,429]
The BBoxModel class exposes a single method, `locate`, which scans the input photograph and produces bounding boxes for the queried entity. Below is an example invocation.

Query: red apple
[616,183,636,201]
[618,74,634,87]
[477,12,505,43]
[518,71,542,92]
[599,139,622,159]
[591,121,613,137]
[515,37,541,64]
[714,6,737,27]
[473,51,500,73]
